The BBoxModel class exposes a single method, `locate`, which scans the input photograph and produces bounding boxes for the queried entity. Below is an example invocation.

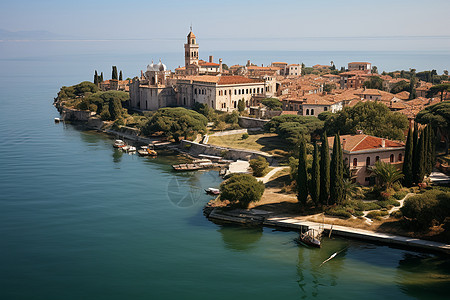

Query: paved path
[256,166,289,183]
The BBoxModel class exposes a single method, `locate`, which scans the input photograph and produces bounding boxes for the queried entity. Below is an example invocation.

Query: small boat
[113,139,126,148]
[137,145,157,156]
[296,229,321,248]
[54,117,62,123]
[205,188,220,195]
[122,145,136,153]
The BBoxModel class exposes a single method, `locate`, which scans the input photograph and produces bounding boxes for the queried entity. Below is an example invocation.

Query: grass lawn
[207,132,289,156]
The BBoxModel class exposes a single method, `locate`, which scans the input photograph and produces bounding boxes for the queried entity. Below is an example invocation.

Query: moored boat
[113,139,126,148]
[205,188,220,195]
[296,229,321,248]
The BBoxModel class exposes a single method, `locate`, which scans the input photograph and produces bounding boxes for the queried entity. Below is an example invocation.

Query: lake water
[0,43,449,299]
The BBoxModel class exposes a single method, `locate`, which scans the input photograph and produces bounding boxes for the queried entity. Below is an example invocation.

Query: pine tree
[297,136,308,205]
[319,132,330,205]
[311,142,320,206]
[94,70,98,85]
[119,70,123,81]
[402,126,414,186]
[112,66,118,80]
[330,133,344,204]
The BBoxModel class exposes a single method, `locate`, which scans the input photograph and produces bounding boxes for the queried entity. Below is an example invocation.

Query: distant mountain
[0,29,63,40]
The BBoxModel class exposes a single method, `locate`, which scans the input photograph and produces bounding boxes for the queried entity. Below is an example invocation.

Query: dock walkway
[205,208,450,254]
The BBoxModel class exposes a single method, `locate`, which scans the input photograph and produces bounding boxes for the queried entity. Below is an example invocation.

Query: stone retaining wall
[238,116,269,129]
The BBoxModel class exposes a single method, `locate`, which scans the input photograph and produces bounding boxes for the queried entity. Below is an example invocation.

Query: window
[366,157,370,166]
[224,90,227,96]
[191,39,195,44]
[234,90,237,95]
[194,88,197,95]
[353,158,358,167]
[324,107,328,111]
[311,109,314,115]
[306,109,309,115]
[246,89,248,94]
[399,153,403,162]
[376,156,380,162]
[390,154,394,163]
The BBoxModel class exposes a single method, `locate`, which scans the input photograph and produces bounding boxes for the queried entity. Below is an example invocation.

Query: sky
[1,0,450,52]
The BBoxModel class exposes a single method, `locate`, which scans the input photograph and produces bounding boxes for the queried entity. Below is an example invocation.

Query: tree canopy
[78,90,129,121]
[56,81,99,100]
[264,115,324,147]
[143,107,207,141]
[261,98,282,110]
[415,100,450,153]
[427,83,450,102]
[220,174,265,208]
[324,102,408,141]
[363,76,383,90]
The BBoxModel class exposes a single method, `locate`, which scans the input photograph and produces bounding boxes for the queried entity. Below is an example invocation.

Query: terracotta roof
[187,31,196,39]
[199,62,220,67]
[328,134,404,153]
[218,75,262,85]
[340,70,369,76]
[395,91,410,100]
[302,95,332,105]
[348,62,371,65]
[272,62,288,65]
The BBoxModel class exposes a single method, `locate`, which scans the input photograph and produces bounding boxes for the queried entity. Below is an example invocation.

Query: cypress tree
[119,70,123,81]
[112,66,118,80]
[100,72,104,82]
[94,70,98,85]
[425,125,434,176]
[430,125,435,173]
[311,142,320,206]
[297,136,308,205]
[412,123,419,183]
[402,126,414,186]
[415,129,426,183]
[330,133,344,204]
[319,132,330,205]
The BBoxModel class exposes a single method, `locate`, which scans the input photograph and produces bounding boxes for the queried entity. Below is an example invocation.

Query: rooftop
[328,134,404,153]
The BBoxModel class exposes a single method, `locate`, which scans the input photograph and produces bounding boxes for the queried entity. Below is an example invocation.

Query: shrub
[350,200,381,211]
[250,156,269,177]
[393,190,408,200]
[325,207,352,219]
[390,210,403,219]
[241,133,249,140]
[220,174,265,208]
[377,198,400,209]
[366,210,389,219]
[401,190,450,228]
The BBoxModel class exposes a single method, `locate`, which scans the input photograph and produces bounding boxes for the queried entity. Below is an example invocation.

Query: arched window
[311,109,314,115]
[194,88,197,95]
[366,157,370,166]
[353,158,358,167]
[306,109,309,115]
[390,154,394,163]
[398,153,403,162]
[376,156,380,162]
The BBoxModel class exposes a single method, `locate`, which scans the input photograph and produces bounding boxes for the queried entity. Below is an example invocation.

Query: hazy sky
[1,0,450,51]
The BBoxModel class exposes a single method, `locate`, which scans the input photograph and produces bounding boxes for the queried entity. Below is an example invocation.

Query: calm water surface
[0,49,449,299]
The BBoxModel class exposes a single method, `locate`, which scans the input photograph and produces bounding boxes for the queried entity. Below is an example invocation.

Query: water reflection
[112,149,123,163]
[396,252,450,299]
[218,225,263,252]
[296,238,350,298]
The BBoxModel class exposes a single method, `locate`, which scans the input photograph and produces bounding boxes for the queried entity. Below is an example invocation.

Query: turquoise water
[0,49,449,299]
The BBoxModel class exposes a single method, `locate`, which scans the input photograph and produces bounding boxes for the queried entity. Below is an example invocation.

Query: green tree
[412,123,419,183]
[100,72,104,82]
[372,161,404,190]
[409,69,417,100]
[324,102,408,141]
[323,83,336,93]
[330,133,344,204]
[319,132,330,205]
[94,70,98,85]
[261,98,282,110]
[371,66,378,74]
[225,111,239,124]
[112,66,118,80]
[297,136,308,205]
[109,98,123,120]
[250,156,269,177]
[342,179,363,203]
[414,129,426,184]
[363,76,383,90]
[427,83,450,102]
[238,99,245,113]
[119,70,123,81]
[220,174,265,208]
[310,142,320,205]
[390,80,410,94]
[402,126,414,186]
[416,101,450,154]
[143,107,208,142]
[192,102,216,121]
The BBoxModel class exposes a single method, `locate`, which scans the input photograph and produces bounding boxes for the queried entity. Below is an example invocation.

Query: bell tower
[184,27,199,67]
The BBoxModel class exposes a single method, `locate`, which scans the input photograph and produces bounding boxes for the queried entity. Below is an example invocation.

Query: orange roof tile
[328,134,404,152]
[218,75,262,85]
